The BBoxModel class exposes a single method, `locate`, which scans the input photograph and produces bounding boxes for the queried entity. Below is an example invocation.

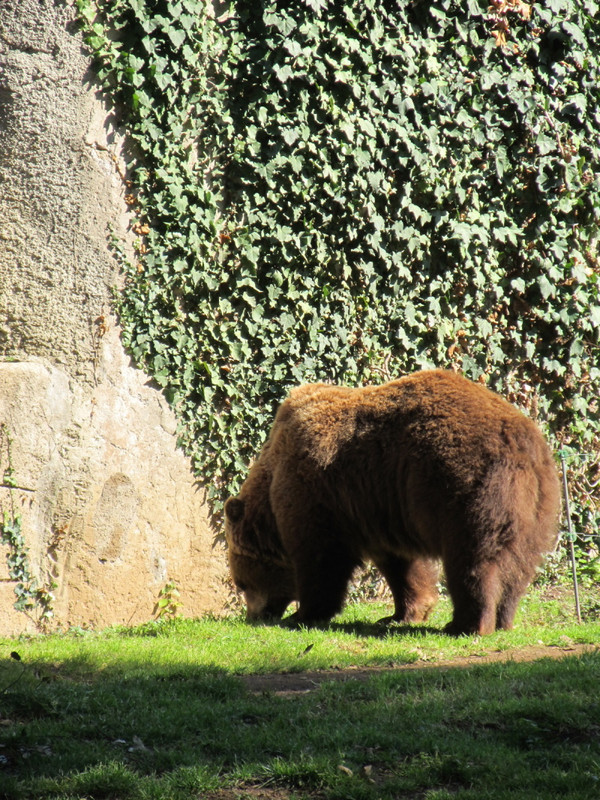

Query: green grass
[1,586,599,800]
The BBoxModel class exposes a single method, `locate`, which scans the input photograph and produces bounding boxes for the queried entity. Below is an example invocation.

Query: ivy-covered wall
[76,0,599,543]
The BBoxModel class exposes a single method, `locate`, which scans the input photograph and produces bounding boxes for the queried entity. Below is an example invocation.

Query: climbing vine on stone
[0,425,55,625]
[76,0,599,547]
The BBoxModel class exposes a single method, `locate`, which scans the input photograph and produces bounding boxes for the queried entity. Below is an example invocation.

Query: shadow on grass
[327,620,441,638]
[2,648,600,799]
[261,614,442,639]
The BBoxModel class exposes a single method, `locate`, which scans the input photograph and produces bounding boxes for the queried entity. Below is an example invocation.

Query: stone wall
[0,0,228,635]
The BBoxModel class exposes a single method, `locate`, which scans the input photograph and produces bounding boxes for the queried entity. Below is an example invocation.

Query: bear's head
[224,495,296,621]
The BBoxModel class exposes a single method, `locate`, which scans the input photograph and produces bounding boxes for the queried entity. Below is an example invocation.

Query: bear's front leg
[285,538,360,626]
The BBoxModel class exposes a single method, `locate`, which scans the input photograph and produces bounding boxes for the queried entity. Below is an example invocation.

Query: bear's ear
[224,497,245,523]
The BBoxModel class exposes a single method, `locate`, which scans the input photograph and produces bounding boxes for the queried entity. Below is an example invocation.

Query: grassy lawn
[1,586,599,799]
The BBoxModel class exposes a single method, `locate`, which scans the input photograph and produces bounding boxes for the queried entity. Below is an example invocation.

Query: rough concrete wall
[0,0,228,634]
[0,0,119,380]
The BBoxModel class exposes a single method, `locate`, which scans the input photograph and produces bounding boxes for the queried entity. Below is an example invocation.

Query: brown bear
[225,370,561,635]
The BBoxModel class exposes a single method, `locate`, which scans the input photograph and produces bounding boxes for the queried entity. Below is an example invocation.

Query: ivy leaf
[340,121,355,142]
[282,128,299,146]
[166,26,186,48]
[562,93,587,119]
[273,63,294,83]
[537,275,555,300]
[357,117,376,138]
[303,0,328,14]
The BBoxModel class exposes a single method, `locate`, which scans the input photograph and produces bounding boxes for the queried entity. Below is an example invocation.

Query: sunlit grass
[3,584,596,678]
[1,584,599,800]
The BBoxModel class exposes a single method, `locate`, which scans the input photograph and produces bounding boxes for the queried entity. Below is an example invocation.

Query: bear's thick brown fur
[225,370,560,635]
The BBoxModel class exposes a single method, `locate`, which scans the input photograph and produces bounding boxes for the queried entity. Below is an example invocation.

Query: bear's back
[272,370,547,478]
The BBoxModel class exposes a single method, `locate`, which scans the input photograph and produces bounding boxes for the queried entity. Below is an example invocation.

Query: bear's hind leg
[444,559,503,636]
[495,588,520,631]
[374,555,439,624]
[495,566,536,630]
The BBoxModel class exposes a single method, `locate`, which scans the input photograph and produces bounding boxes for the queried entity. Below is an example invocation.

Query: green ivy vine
[0,425,55,626]
[75,0,599,548]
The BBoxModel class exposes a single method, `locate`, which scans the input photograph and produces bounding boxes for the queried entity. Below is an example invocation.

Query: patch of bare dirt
[204,787,303,800]
[241,643,600,696]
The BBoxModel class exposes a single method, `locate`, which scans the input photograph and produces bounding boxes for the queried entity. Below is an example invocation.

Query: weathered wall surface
[0,0,228,635]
